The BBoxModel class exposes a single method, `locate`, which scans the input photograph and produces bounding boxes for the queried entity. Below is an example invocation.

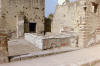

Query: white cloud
[58,0,65,5]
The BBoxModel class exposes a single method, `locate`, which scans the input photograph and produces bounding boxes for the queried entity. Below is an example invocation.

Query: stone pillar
[78,21,89,48]
[0,34,9,63]
[16,13,24,38]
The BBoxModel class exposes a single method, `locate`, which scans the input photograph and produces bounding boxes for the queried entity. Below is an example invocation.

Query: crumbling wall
[78,0,100,47]
[0,34,8,63]
[52,0,100,48]
[52,1,85,34]
[0,0,45,38]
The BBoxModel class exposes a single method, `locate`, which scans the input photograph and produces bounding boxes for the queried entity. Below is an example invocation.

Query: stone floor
[8,39,41,56]
[10,46,79,62]
[1,44,100,66]
[8,38,78,57]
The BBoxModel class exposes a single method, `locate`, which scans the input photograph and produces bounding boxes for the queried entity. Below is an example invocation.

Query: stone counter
[25,33,77,50]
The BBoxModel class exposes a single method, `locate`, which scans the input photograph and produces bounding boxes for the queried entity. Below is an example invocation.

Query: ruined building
[0,0,45,38]
[52,0,100,48]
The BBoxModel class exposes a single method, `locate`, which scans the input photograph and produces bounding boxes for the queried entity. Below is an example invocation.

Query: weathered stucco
[0,0,45,38]
[0,34,8,63]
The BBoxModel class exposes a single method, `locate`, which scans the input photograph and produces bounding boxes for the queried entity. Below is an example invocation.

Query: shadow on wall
[44,17,51,33]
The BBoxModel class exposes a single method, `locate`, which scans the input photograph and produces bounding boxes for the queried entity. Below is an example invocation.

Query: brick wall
[0,34,8,63]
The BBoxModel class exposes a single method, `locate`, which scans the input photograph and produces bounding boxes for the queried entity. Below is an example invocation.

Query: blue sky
[45,0,75,17]
[45,0,57,17]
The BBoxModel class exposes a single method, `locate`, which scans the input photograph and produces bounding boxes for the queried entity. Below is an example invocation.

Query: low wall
[25,33,44,49]
[43,38,70,49]
[25,33,77,50]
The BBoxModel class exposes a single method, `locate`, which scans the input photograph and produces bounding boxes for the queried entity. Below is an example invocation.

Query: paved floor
[8,39,40,56]
[1,45,100,66]
[8,38,79,57]
[10,46,79,62]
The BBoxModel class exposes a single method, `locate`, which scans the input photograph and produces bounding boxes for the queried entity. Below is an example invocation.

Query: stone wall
[78,0,100,48]
[0,0,45,38]
[52,0,100,48]
[52,1,85,34]
[0,34,8,63]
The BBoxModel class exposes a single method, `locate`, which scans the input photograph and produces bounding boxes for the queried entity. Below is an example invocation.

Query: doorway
[29,23,36,33]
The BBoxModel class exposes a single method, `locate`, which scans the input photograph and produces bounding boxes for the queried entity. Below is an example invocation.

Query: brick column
[0,34,9,63]
[78,21,89,48]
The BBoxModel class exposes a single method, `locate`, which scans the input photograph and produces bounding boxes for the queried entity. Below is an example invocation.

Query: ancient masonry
[0,34,8,63]
[52,0,100,48]
[0,0,45,38]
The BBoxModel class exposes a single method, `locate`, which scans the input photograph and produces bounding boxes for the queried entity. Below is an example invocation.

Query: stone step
[9,47,79,62]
